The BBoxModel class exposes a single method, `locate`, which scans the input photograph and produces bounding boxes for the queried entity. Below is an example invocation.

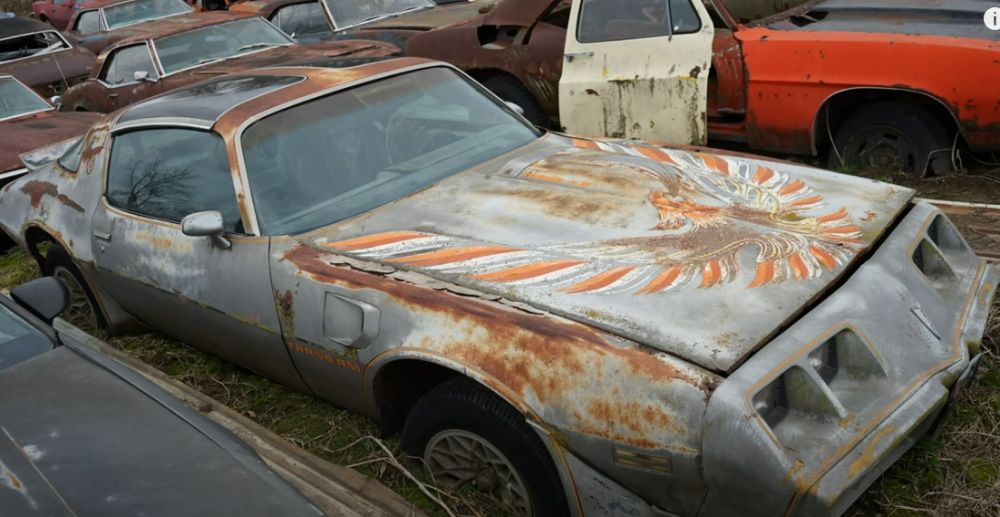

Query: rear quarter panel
[737,28,1000,154]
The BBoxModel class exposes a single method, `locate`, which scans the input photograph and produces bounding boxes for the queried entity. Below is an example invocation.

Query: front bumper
[699,202,998,517]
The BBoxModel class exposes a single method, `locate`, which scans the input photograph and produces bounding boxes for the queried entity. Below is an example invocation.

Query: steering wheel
[384,110,440,165]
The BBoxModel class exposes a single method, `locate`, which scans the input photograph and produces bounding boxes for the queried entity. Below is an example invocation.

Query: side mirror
[133,70,155,83]
[10,277,70,324]
[181,211,231,249]
[49,95,63,110]
[505,101,525,117]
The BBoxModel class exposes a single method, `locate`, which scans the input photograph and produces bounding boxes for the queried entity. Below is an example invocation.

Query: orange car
[405,0,1000,176]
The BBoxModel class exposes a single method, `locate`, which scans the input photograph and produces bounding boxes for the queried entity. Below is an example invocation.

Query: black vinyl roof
[0,16,55,39]
[119,74,302,126]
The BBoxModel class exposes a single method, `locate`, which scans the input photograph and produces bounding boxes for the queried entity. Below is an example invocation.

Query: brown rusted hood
[361,1,487,30]
[167,40,398,78]
[0,112,99,173]
[305,135,915,373]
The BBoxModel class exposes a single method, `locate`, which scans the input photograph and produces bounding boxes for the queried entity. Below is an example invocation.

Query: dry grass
[2,247,997,516]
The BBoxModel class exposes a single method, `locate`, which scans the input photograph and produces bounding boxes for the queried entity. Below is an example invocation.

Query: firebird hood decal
[328,143,862,294]
[310,136,914,372]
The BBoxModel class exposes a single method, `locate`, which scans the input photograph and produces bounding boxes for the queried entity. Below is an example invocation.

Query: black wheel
[828,102,954,177]
[401,378,569,517]
[44,246,105,330]
[482,74,552,129]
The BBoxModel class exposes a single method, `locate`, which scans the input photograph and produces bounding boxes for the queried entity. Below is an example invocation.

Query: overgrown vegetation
[2,247,997,516]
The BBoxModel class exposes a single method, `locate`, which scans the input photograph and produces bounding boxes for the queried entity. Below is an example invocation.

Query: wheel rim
[52,266,98,330]
[842,126,919,175]
[423,430,532,516]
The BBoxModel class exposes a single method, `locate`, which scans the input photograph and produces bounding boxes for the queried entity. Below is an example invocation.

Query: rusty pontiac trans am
[0,58,995,517]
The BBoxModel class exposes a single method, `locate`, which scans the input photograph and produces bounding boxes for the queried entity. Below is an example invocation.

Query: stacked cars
[3,1,998,516]
[1,56,997,517]
[0,15,95,95]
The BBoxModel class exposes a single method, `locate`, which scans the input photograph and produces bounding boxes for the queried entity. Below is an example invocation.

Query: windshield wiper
[237,42,279,53]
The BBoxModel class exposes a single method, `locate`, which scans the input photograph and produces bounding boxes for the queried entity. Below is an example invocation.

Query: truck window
[577,0,700,43]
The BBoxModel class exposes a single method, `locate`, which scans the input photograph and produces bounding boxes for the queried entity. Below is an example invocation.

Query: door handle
[93,230,111,242]
[107,93,118,98]
[565,51,594,58]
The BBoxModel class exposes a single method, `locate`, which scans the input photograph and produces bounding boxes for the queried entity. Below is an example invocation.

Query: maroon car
[32,0,102,29]
[0,16,96,97]
[66,0,195,54]
[60,12,399,112]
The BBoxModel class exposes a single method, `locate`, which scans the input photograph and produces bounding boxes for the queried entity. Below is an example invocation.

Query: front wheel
[828,102,955,177]
[401,378,568,517]
[44,246,105,330]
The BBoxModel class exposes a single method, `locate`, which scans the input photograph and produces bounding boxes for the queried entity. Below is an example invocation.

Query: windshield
[0,303,54,372]
[153,18,292,75]
[0,77,52,121]
[241,67,540,236]
[323,0,433,29]
[0,31,70,64]
[104,0,191,30]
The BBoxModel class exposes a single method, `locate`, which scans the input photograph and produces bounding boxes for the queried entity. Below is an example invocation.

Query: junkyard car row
[0,1,997,516]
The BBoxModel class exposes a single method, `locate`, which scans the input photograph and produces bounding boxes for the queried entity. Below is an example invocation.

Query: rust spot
[275,289,295,335]
[283,244,721,449]
[19,180,85,213]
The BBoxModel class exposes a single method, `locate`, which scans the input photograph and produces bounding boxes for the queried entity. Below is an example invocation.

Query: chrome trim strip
[112,117,214,132]
[0,168,29,181]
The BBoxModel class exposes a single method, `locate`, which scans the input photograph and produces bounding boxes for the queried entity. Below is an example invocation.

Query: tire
[482,74,552,129]
[44,246,105,330]
[828,102,954,177]
[401,378,569,517]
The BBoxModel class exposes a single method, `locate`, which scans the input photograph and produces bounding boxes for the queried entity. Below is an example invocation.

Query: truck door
[559,0,714,144]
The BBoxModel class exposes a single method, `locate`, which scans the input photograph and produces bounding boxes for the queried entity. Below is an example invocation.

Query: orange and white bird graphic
[325,140,863,296]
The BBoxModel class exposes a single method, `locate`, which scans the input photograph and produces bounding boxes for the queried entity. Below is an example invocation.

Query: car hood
[302,135,914,372]
[771,0,1000,40]
[174,40,398,77]
[0,338,322,516]
[361,1,487,30]
[0,112,99,173]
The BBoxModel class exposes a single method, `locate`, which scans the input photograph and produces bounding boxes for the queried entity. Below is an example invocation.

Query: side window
[107,129,243,232]
[100,44,158,86]
[578,0,700,43]
[271,2,329,38]
[57,138,84,173]
[75,11,101,34]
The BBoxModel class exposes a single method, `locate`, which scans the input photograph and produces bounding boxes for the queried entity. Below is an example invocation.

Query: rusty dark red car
[65,0,195,54]
[0,15,96,97]
[229,0,486,47]
[59,12,399,112]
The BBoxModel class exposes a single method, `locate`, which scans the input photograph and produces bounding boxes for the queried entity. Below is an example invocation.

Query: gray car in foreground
[0,278,323,517]
[0,57,995,516]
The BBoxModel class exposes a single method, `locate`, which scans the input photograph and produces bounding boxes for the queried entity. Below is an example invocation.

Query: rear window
[0,31,70,64]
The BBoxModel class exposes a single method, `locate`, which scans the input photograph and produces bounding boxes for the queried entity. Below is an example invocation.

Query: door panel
[90,128,306,390]
[559,0,713,144]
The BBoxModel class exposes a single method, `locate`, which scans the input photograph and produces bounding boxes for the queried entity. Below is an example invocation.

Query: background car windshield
[0,77,51,120]
[154,18,291,74]
[0,31,69,64]
[0,303,53,372]
[104,0,191,30]
[242,67,540,236]
[323,0,432,29]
